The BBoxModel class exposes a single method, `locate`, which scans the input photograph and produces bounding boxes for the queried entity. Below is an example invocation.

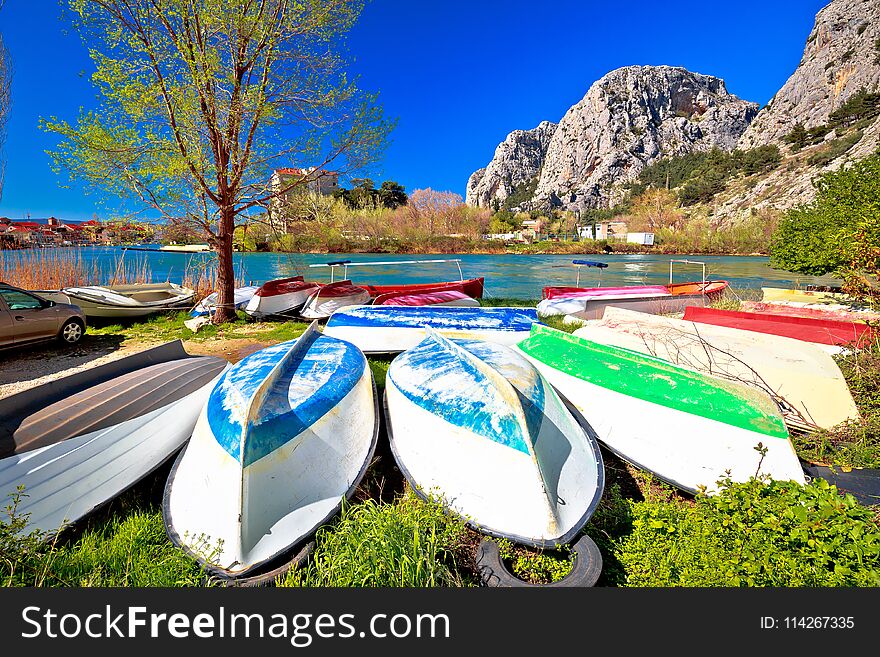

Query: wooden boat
[515,324,806,494]
[573,307,859,431]
[298,280,371,320]
[34,282,195,319]
[244,276,321,319]
[163,323,378,579]
[385,329,604,547]
[373,288,480,307]
[0,341,228,536]
[323,305,538,354]
[741,300,880,324]
[190,285,260,317]
[682,306,874,353]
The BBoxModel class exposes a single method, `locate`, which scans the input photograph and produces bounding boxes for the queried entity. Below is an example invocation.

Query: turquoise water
[44,246,842,300]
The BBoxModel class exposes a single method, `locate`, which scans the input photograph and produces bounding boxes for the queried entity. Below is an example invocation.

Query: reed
[0,249,152,290]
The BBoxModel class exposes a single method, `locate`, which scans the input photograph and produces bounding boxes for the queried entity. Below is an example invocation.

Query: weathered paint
[325,305,538,331]
[207,325,365,466]
[517,323,789,439]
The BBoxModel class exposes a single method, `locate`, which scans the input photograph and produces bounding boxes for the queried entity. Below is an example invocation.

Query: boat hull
[245,278,320,319]
[34,283,195,318]
[515,325,805,494]
[385,332,603,547]
[163,328,378,578]
[573,307,860,431]
[191,286,260,317]
[374,289,480,307]
[538,291,709,321]
[323,305,539,354]
[363,277,484,299]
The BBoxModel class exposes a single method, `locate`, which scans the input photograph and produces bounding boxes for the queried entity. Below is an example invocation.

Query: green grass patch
[279,492,473,587]
[494,538,573,584]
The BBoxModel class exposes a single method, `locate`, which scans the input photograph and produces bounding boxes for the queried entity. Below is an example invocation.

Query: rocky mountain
[466,0,880,220]
[465,121,557,209]
[467,66,758,211]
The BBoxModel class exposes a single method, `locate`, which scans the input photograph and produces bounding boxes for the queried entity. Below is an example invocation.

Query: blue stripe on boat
[389,335,546,455]
[207,332,366,466]
[325,306,538,331]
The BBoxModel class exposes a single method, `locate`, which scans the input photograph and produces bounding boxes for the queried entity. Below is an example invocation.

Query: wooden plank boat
[298,280,371,320]
[573,307,859,431]
[741,300,880,324]
[33,282,195,319]
[323,305,539,354]
[163,323,378,579]
[191,285,261,317]
[244,276,321,319]
[373,288,480,307]
[515,324,806,494]
[0,341,228,536]
[385,329,604,547]
[682,306,874,352]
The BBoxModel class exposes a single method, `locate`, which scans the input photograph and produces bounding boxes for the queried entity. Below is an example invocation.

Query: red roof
[274,167,338,177]
[10,221,41,229]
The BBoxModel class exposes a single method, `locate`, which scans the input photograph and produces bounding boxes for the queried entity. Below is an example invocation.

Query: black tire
[476,535,602,588]
[58,318,84,345]
[207,540,316,588]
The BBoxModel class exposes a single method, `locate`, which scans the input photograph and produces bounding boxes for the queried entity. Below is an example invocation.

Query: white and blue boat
[323,305,539,354]
[190,285,260,318]
[163,322,378,578]
[384,329,604,547]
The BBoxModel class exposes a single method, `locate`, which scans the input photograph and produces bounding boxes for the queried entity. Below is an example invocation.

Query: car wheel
[58,319,84,345]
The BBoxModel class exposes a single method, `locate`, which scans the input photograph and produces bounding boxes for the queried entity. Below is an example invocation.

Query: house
[577,221,629,241]
[270,167,339,201]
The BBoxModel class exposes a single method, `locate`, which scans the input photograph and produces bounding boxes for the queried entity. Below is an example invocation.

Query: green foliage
[334,179,408,209]
[280,493,472,587]
[488,209,520,233]
[502,176,539,210]
[770,153,880,282]
[616,477,880,587]
[806,130,864,167]
[495,538,573,584]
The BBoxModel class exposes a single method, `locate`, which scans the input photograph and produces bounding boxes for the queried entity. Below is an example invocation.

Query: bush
[616,477,880,587]
[806,130,863,167]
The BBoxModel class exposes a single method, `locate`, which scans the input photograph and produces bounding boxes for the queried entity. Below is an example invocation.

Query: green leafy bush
[495,538,573,584]
[616,477,880,587]
[807,130,863,167]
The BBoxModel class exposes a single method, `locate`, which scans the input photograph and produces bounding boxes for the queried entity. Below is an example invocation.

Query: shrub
[616,477,880,587]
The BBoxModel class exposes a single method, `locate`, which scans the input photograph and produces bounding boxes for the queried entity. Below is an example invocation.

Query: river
[54,246,842,300]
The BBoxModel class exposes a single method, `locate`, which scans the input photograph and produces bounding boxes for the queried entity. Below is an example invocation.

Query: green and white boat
[514,324,805,494]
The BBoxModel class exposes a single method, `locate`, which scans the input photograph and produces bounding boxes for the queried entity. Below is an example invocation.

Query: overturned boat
[244,276,321,319]
[385,329,604,547]
[0,341,228,536]
[515,324,806,494]
[298,280,371,320]
[163,323,378,579]
[191,285,260,318]
[323,305,539,354]
[34,282,195,319]
[372,287,480,307]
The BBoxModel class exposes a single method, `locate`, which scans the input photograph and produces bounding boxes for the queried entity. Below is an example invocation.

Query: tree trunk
[213,204,237,324]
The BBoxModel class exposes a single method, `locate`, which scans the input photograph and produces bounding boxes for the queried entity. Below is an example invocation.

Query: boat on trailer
[163,323,378,579]
[33,282,195,319]
[323,305,539,354]
[385,329,604,547]
[0,341,228,537]
[515,324,806,494]
[573,306,859,432]
[244,276,321,319]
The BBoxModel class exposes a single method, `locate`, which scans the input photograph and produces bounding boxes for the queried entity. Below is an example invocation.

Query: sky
[0,0,830,221]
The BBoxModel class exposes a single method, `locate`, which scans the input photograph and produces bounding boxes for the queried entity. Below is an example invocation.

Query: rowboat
[323,305,539,354]
[163,323,378,579]
[244,276,321,319]
[191,285,260,318]
[537,285,719,321]
[385,329,604,547]
[740,301,880,324]
[298,280,371,320]
[159,244,212,253]
[682,306,874,353]
[372,288,480,307]
[515,324,806,494]
[33,282,195,319]
[0,341,228,536]
[573,307,859,431]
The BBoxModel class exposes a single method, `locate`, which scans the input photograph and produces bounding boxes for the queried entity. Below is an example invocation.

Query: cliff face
[466,66,757,210]
[738,0,880,149]
[465,121,557,209]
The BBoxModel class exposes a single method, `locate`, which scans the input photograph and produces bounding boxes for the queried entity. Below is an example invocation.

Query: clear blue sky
[0,0,829,221]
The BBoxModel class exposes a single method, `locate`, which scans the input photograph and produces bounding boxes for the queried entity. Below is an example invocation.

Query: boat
[190,285,260,317]
[33,282,195,319]
[514,324,806,494]
[159,244,212,253]
[163,323,378,579]
[308,258,485,300]
[384,328,604,547]
[0,341,228,536]
[244,276,321,319]
[573,306,859,431]
[740,301,880,324]
[372,287,480,307]
[298,280,371,320]
[537,284,724,321]
[323,305,539,354]
[761,287,858,305]
[682,306,874,353]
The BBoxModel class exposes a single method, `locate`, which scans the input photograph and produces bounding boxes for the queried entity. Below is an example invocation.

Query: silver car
[0,283,87,349]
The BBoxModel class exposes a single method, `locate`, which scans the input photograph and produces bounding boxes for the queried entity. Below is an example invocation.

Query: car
[0,282,87,350]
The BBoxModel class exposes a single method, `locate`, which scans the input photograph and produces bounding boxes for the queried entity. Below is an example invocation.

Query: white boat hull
[191,286,260,317]
[299,290,371,320]
[244,289,315,318]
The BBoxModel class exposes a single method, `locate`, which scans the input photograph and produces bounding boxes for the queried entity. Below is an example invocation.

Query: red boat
[299,280,371,320]
[373,287,480,307]
[682,306,875,349]
[740,301,880,324]
[244,276,321,318]
[362,277,484,300]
